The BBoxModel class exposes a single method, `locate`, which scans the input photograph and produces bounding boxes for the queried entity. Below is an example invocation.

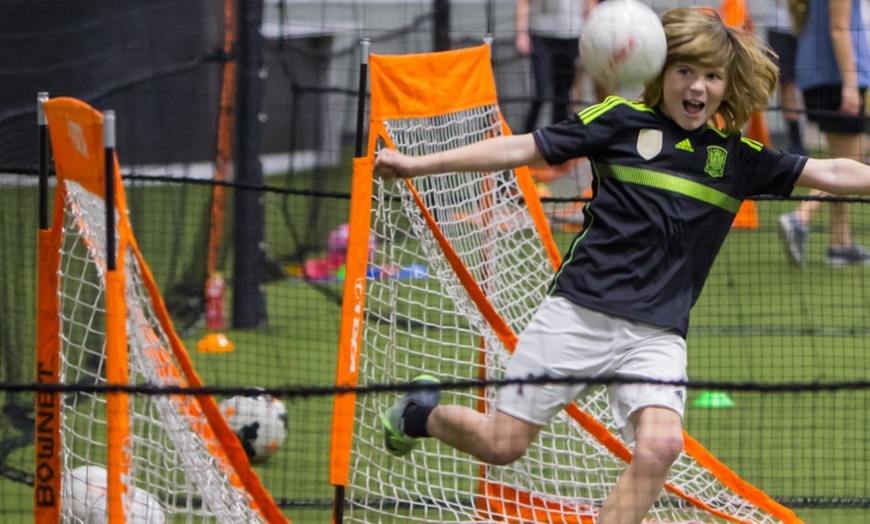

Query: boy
[375,7,870,523]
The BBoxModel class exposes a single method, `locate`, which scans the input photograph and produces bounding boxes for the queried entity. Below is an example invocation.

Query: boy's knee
[634,430,683,470]
[483,440,527,466]
[658,432,684,464]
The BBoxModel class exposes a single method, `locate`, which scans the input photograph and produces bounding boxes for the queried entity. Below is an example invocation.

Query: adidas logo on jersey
[675,138,694,152]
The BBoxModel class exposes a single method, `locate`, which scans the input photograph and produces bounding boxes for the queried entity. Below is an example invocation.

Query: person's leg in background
[780,85,870,266]
[822,129,870,264]
[550,37,580,124]
[781,80,807,155]
[767,28,807,155]
[524,34,554,133]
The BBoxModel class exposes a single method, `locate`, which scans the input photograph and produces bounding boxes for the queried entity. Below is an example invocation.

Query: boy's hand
[374,148,413,180]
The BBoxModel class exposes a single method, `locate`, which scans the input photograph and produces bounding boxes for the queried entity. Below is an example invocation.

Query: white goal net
[332,45,799,524]
[37,96,284,523]
[57,180,264,522]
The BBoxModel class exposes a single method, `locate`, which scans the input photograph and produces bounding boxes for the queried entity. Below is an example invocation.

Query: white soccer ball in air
[67,465,166,523]
[579,0,667,89]
[220,394,288,462]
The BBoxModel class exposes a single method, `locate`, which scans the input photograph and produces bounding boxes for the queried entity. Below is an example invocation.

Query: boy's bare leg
[427,406,542,466]
[825,132,864,247]
[793,192,822,227]
[597,406,684,524]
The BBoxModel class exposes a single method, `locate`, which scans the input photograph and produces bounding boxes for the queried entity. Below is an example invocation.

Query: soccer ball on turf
[579,0,667,89]
[67,465,166,524]
[219,394,288,462]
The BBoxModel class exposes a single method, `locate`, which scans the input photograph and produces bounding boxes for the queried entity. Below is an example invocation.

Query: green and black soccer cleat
[381,374,440,456]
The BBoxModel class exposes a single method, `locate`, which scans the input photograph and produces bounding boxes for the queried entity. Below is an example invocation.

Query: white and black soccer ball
[219,395,288,462]
[67,465,166,524]
[579,0,667,89]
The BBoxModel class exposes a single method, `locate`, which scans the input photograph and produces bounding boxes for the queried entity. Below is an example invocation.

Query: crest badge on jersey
[636,129,662,160]
[705,146,728,178]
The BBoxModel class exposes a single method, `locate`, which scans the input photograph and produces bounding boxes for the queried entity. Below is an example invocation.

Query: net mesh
[57,180,264,522]
[344,103,790,522]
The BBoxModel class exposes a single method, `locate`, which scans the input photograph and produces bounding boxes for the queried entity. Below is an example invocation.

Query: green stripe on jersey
[579,96,654,125]
[740,136,763,151]
[603,164,742,213]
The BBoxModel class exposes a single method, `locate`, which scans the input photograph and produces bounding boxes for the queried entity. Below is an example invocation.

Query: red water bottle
[205,272,226,330]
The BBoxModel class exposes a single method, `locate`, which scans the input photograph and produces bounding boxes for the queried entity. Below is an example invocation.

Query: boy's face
[659,62,727,131]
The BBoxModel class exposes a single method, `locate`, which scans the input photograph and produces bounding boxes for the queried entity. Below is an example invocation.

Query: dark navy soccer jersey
[533,96,807,337]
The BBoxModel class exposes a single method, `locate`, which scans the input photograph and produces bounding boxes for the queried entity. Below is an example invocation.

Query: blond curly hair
[640,7,778,135]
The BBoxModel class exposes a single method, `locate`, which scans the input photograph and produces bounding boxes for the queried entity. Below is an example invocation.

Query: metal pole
[232,0,267,328]
[104,110,116,272]
[354,39,371,158]
[37,92,49,230]
[433,0,450,51]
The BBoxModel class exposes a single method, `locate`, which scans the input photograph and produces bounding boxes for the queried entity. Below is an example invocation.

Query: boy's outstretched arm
[797,158,870,194]
[374,134,542,180]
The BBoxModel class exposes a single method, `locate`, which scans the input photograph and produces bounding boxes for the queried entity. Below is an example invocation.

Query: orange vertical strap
[206,0,238,277]
[106,127,131,523]
[37,98,87,523]
[34,229,63,523]
[329,156,374,487]
[105,269,130,523]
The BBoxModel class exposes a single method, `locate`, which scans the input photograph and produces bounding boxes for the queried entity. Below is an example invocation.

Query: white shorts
[496,296,687,442]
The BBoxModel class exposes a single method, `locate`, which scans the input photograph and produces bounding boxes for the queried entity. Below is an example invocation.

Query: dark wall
[0,0,225,168]
[261,33,335,156]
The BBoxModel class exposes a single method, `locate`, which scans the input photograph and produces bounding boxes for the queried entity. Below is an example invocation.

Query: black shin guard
[402,404,435,438]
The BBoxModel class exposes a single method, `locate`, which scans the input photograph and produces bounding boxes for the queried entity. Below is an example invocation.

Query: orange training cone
[721,0,761,230]
[719,0,748,29]
[197,333,235,353]
[732,201,759,229]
